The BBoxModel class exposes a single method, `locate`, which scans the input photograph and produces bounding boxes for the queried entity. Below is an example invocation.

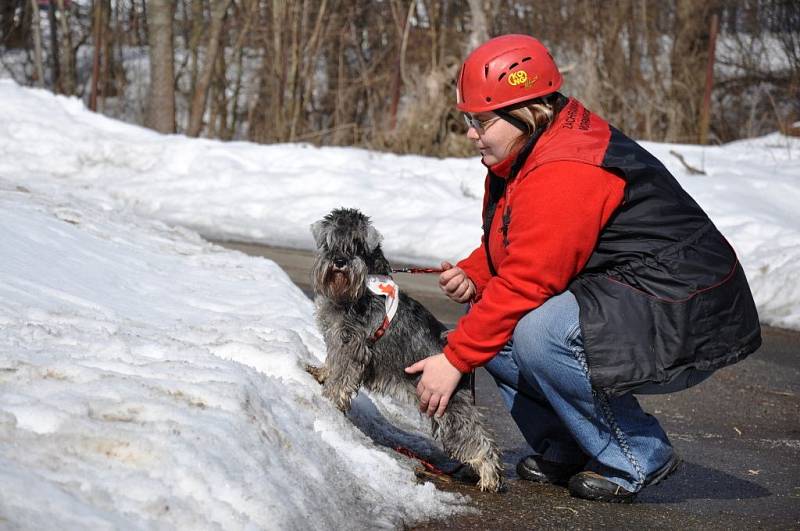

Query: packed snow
[0,79,798,528]
[0,186,470,529]
[0,83,472,529]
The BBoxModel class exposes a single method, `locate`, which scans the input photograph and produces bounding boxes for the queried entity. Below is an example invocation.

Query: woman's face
[465,112,524,166]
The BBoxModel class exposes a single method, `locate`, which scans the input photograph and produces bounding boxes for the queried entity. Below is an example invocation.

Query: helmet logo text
[507,70,528,86]
[507,70,538,89]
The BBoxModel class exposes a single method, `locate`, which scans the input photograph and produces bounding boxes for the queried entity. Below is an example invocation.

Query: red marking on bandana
[378,283,396,298]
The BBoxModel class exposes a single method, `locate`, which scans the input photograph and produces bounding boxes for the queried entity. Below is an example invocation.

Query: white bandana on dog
[366,275,399,343]
[366,275,399,322]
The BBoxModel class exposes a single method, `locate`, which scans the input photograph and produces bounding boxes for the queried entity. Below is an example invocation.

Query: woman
[405,34,761,502]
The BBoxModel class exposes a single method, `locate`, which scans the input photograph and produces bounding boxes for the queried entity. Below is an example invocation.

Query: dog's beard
[325,269,355,299]
[312,258,366,303]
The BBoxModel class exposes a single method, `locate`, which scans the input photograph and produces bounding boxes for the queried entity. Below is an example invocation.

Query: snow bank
[3,80,797,329]
[0,184,465,529]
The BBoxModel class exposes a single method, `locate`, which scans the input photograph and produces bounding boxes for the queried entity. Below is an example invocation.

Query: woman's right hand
[439,261,476,304]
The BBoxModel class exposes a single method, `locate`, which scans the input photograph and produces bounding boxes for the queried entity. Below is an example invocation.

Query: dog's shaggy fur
[306,208,503,492]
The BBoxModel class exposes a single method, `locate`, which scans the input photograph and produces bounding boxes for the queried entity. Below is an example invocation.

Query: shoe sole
[572,480,637,503]
[645,453,681,487]
[569,454,681,503]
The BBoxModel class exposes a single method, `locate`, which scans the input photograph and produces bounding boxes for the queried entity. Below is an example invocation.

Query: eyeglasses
[463,112,500,133]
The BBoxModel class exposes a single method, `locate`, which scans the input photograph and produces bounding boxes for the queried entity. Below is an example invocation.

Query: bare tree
[1,0,30,48]
[666,0,720,142]
[145,0,176,133]
[89,0,103,110]
[466,0,490,53]
[187,0,233,137]
[29,0,45,88]
[45,0,62,92]
[55,0,75,95]
[4,0,797,153]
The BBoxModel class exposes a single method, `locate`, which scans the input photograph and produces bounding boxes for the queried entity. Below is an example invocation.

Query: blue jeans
[484,291,702,492]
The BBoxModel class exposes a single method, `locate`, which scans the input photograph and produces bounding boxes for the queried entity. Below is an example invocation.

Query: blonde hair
[506,98,557,154]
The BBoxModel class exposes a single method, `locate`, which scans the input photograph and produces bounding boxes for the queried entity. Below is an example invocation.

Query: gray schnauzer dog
[306,207,503,492]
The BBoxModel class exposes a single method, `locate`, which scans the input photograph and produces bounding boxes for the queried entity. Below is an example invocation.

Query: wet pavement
[218,241,800,529]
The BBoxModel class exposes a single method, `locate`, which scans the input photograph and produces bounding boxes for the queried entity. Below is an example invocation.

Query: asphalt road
[218,241,800,529]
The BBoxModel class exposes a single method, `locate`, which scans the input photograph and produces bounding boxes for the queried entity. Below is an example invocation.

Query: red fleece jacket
[443,103,626,373]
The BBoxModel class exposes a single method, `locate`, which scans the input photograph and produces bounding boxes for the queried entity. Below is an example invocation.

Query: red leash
[393,446,448,475]
[391,267,444,274]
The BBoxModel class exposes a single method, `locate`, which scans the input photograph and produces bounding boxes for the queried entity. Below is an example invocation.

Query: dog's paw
[477,474,505,493]
[321,384,353,413]
[471,460,505,493]
[332,392,353,413]
[304,363,328,384]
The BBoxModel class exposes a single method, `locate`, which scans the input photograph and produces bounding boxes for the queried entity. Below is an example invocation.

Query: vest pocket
[606,223,737,302]
[569,257,759,396]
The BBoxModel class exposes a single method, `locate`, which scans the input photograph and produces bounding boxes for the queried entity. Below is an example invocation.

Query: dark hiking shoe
[568,453,681,503]
[567,472,638,503]
[516,455,585,486]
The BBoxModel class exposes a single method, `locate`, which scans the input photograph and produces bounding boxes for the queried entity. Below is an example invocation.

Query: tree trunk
[29,0,45,88]
[89,0,104,110]
[389,0,414,131]
[1,1,16,44]
[187,0,232,137]
[1,0,30,49]
[46,1,62,92]
[145,0,176,134]
[100,0,114,97]
[667,0,718,142]
[130,0,145,46]
[698,13,719,145]
[55,0,75,95]
[225,0,258,139]
[466,0,489,53]
[188,0,204,97]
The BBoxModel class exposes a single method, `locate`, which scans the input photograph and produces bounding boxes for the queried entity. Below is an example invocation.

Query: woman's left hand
[404,353,463,418]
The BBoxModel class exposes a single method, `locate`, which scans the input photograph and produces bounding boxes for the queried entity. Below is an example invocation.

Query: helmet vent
[498,72,506,81]
[521,56,532,62]
[484,64,489,78]
[508,62,519,70]
[485,97,492,102]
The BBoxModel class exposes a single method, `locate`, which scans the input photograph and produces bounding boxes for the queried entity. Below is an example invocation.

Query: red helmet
[456,34,562,113]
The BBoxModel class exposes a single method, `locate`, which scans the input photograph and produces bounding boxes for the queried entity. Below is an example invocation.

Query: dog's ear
[310,220,326,248]
[365,224,383,252]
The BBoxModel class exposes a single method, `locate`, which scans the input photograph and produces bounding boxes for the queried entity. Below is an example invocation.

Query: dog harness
[366,275,399,343]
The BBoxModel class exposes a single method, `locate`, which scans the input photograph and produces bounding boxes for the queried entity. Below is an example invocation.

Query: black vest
[567,128,762,395]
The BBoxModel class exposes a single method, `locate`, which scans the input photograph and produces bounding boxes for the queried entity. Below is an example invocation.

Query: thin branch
[669,150,706,175]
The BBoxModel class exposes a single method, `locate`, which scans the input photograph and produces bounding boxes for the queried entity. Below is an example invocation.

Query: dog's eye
[333,258,347,268]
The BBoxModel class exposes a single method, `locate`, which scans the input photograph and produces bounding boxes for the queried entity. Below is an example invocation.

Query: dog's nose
[333,258,348,269]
